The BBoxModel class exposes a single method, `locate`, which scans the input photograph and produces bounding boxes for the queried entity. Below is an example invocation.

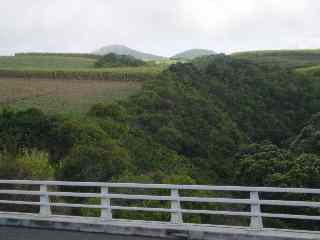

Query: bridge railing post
[39,184,51,217]
[101,186,112,221]
[170,189,183,224]
[250,191,263,229]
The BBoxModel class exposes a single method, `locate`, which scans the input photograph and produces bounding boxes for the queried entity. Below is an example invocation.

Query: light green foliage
[0,149,54,180]
[16,149,55,180]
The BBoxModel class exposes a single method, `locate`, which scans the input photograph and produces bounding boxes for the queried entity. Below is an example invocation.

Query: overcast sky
[1,0,320,56]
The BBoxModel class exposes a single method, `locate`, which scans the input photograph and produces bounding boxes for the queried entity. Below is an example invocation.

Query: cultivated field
[0,54,171,115]
[232,49,320,68]
[0,55,168,80]
[0,78,142,115]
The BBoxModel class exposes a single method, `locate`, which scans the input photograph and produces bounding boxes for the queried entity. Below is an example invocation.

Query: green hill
[172,49,216,60]
[232,49,320,68]
[93,45,166,61]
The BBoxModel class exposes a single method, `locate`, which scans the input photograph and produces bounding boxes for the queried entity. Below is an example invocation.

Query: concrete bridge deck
[1,212,319,240]
[1,226,161,240]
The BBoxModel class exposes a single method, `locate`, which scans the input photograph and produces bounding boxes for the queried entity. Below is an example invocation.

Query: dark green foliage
[59,141,131,182]
[196,56,312,145]
[88,102,128,121]
[95,53,145,68]
[0,108,51,152]
[290,113,320,155]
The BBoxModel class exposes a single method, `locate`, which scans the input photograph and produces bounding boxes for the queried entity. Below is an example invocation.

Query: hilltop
[93,45,166,61]
[172,49,216,60]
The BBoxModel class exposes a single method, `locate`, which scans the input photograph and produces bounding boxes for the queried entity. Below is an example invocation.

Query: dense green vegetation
[95,53,145,68]
[1,55,320,228]
[232,49,320,68]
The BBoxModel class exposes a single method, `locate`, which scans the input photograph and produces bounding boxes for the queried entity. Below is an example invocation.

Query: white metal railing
[0,180,319,231]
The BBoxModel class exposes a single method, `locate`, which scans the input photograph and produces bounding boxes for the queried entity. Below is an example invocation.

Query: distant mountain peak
[172,49,217,60]
[93,45,166,61]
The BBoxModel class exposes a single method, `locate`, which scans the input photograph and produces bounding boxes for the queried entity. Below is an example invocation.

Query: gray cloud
[1,0,320,56]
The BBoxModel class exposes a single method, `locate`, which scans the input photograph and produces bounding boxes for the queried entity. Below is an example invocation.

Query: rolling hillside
[172,49,216,60]
[232,49,320,68]
[93,45,166,61]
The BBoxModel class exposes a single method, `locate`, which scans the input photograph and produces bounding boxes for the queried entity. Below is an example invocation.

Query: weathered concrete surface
[0,226,166,240]
[0,212,319,240]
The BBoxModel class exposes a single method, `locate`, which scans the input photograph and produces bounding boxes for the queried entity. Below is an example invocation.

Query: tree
[95,53,145,68]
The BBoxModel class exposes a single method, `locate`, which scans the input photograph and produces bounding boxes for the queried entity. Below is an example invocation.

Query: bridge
[0,180,319,240]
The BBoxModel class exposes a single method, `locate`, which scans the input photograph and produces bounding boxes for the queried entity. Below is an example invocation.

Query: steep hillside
[232,49,320,68]
[93,45,166,61]
[172,49,216,60]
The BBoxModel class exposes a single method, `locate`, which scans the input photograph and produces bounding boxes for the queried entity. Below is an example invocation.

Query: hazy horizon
[1,0,320,57]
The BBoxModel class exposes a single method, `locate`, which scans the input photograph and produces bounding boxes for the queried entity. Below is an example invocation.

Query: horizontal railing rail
[0,180,319,230]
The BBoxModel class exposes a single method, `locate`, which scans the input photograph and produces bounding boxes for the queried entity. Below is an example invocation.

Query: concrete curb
[0,213,319,240]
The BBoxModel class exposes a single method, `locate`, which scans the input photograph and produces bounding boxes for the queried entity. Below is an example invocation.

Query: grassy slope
[232,49,320,69]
